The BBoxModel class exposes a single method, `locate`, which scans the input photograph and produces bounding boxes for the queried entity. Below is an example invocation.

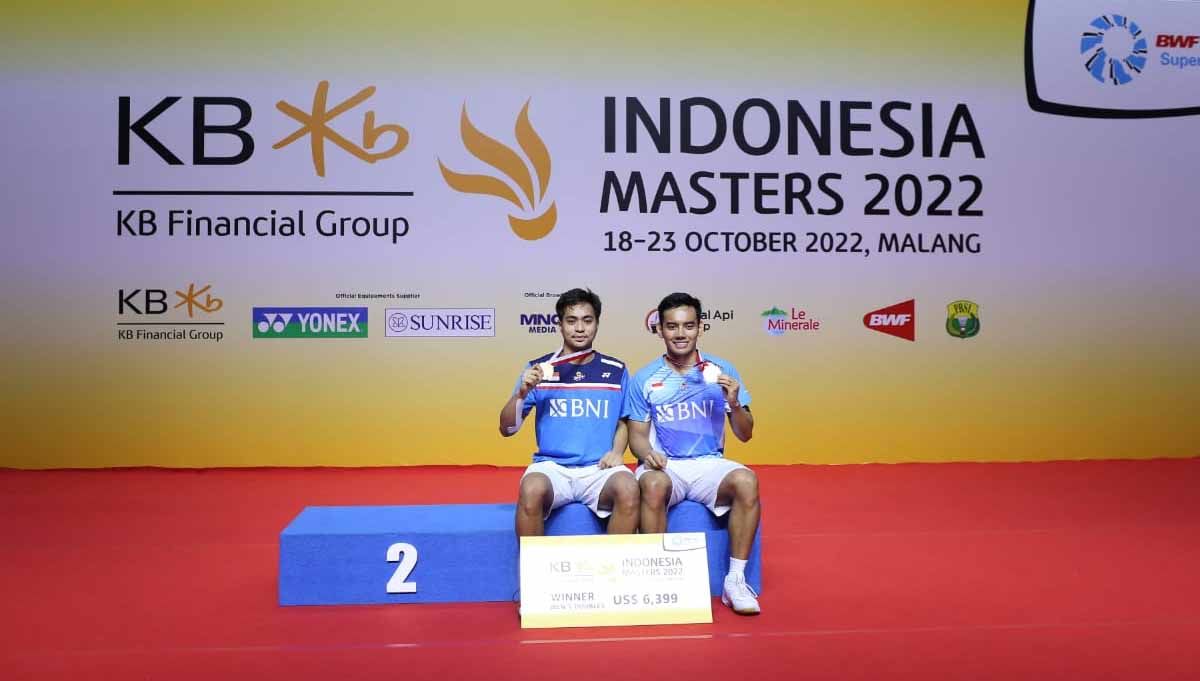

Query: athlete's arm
[719,373,754,442]
[499,364,543,436]
[628,419,668,469]
[598,420,629,469]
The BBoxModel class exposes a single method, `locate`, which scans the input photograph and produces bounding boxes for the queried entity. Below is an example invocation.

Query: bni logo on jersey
[252,307,368,339]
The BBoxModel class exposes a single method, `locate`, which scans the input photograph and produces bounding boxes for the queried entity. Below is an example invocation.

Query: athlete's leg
[716,467,760,560]
[516,472,554,536]
[638,470,673,533]
[597,471,639,534]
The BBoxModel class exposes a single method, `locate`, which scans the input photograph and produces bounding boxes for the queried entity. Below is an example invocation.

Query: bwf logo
[252,307,368,339]
[864,299,916,341]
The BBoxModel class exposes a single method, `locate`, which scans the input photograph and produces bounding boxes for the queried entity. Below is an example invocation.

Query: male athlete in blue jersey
[499,288,638,536]
[626,292,762,614]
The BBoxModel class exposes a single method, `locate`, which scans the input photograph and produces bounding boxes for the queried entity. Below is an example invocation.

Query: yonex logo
[1081,15,1148,86]
[253,307,368,339]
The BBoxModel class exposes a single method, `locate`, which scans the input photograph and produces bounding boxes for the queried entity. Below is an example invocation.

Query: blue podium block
[279,501,761,606]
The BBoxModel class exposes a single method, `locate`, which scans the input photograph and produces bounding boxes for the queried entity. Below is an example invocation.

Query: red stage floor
[2,460,1198,680]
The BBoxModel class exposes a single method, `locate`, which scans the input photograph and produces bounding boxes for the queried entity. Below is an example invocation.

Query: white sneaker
[721,574,761,615]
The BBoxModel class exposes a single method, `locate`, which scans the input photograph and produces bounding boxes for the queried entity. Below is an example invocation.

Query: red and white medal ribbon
[538,347,594,381]
[697,351,722,383]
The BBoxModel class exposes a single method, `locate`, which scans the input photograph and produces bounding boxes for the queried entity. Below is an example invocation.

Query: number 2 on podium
[385,542,418,593]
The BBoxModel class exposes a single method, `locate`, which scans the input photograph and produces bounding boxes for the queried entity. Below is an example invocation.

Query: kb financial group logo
[119,81,409,177]
[116,283,226,343]
[119,86,557,241]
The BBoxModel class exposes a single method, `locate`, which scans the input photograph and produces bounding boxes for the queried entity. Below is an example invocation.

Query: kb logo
[119,81,409,177]
[119,284,223,318]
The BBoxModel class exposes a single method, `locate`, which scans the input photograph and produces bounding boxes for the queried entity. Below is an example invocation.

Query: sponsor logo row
[115,286,978,343]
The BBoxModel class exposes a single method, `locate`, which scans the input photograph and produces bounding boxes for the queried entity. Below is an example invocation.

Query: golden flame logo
[438,101,556,240]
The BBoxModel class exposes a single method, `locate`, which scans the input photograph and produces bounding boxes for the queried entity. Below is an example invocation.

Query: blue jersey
[625,353,751,459]
[514,351,629,466]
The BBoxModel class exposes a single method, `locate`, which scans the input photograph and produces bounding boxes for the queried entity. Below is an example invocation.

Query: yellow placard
[519,533,712,629]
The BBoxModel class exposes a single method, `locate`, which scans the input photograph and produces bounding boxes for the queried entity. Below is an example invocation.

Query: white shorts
[521,461,634,518]
[635,455,748,517]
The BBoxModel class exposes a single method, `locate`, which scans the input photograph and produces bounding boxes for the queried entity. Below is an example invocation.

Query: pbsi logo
[1157,35,1200,49]
[863,299,916,341]
[118,81,409,177]
[118,284,223,318]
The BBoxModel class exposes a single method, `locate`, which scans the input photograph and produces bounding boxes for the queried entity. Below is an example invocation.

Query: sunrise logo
[1081,15,1149,86]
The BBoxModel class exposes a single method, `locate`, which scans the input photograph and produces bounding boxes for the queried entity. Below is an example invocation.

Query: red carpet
[2,460,1198,680]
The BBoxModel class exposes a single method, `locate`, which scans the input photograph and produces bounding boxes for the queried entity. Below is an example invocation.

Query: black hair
[657,292,702,322]
[556,288,602,320]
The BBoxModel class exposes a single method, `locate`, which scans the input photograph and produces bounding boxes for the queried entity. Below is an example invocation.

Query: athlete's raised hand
[717,373,741,406]
[517,364,544,398]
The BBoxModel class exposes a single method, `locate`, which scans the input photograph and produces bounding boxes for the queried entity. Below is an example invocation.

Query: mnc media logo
[520,313,560,334]
[120,81,409,177]
[945,300,981,339]
[863,299,916,341]
[438,101,557,240]
[1080,15,1148,85]
[762,306,821,336]
[252,307,368,338]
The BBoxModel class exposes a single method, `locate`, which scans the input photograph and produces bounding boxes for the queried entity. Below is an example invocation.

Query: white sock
[727,558,747,581]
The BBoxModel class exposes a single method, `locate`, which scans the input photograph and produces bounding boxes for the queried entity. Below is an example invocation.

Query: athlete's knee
[639,472,671,508]
[518,475,551,514]
[728,468,759,505]
[610,475,640,513]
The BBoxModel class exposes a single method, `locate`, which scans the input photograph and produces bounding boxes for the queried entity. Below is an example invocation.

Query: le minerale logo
[762,307,820,336]
[252,307,368,339]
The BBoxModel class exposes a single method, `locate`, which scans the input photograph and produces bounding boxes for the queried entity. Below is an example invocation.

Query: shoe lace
[726,576,758,599]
